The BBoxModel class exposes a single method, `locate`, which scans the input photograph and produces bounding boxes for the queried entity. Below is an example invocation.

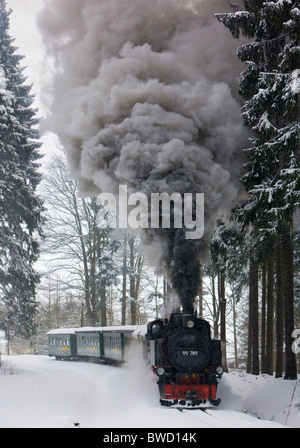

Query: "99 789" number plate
[182,350,199,356]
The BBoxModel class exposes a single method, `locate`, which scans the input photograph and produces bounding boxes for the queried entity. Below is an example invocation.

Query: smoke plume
[38,0,248,314]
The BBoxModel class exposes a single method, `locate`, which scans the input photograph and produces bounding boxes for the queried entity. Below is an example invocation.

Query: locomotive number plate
[182,350,199,356]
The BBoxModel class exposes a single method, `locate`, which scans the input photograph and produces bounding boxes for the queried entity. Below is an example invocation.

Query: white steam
[38,0,248,311]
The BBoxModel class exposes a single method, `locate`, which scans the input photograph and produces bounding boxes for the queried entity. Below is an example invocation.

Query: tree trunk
[247,273,253,375]
[129,237,137,325]
[89,217,98,325]
[100,284,107,327]
[275,238,284,378]
[212,275,219,339]
[122,233,127,326]
[219,272,228,372]
[266,256,274,376]
[261,261,267,373]
[232,286,239,369]
[249,256,259,375]
[80,303,85,327]
[282,226,297,380]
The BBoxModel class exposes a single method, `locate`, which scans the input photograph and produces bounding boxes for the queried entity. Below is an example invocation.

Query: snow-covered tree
[0,0,43,337]
[216,0,299,379]
[209,219,249,372]
[89,197,122,326]
[217,0,299,236]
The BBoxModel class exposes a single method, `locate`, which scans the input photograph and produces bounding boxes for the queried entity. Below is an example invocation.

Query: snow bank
[0,355,298,428]
[220,371,300,427]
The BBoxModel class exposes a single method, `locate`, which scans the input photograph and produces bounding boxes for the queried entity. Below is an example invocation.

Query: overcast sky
[6,0,44,101]
[6,0,57,157]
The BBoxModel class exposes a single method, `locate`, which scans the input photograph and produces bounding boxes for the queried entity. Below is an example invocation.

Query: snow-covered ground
[0,353,299,428]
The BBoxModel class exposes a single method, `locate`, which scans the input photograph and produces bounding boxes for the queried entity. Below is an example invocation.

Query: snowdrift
[0,355,298,428]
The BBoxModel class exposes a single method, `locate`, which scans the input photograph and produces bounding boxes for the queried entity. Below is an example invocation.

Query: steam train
[47,312,223,408]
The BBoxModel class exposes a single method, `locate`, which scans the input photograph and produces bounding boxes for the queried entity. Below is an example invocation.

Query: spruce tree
[0,0,44,338]
[216,0,299,379]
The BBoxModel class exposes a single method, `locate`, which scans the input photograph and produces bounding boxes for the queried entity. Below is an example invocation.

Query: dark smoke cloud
[38,0,249,314]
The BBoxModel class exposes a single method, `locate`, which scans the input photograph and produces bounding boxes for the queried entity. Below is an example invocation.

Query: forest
[0,0,299,381]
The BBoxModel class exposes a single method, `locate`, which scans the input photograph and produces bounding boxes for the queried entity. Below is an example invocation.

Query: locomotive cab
[147,312,223,408]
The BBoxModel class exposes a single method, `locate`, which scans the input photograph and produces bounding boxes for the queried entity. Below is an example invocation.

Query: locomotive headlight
[216,366,224,375]
[157,367,165,376]
[186,320,195,329]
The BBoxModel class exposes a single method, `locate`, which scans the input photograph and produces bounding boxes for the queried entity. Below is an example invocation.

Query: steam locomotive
[148,312,223,407]
[47,312,223,408]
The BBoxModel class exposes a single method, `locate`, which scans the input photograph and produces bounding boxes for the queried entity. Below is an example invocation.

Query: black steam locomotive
[147,312,223,407]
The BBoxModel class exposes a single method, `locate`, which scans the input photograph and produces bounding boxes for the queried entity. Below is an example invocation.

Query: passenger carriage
[76,328,102,360]
[47,329,77,360]
[47,325,141,364]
